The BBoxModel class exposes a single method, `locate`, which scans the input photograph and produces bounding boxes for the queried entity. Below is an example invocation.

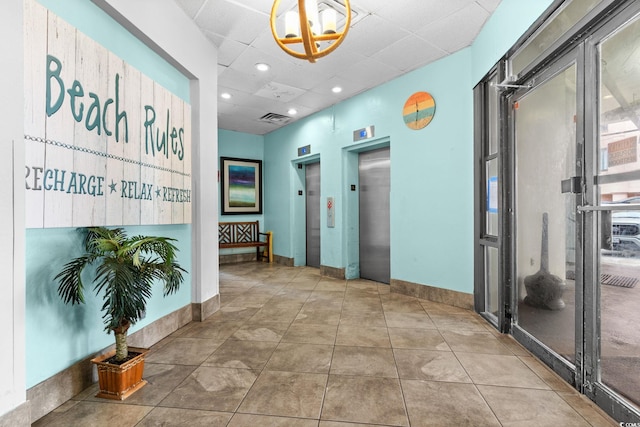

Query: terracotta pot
[91,347,148,400]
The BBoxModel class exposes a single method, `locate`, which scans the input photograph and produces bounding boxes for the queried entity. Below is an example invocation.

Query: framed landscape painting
[220,157,263,214]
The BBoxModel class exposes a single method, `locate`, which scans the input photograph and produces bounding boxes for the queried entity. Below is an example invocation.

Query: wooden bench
[218,221,270,261]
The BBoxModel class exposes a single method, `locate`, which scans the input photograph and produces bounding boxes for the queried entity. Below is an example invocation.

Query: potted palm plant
[54,226,186,400]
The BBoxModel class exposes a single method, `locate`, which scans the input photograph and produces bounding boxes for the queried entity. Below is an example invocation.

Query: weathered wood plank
[24,0,48,228]
[25,2,192,229]
[44,12,76,227]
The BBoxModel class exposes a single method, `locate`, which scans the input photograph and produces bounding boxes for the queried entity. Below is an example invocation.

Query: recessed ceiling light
[255,63,270,72]
[288,108,298,115]
[221,92,232,99]
[332,86,342,93]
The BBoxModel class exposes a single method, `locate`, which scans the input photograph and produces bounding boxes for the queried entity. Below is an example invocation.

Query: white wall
[92,0,220,304]
[0,0,26,417]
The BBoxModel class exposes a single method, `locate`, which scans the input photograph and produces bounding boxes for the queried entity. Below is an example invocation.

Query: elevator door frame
[342,138,391,281]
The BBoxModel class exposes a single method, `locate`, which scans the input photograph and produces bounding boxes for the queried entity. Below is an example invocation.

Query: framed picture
[220,157,263,215]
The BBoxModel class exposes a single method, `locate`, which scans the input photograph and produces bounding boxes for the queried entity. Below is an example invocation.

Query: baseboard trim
[219,252,258,264]
[273,254,294,267]
[390,279,474,310]
[321,265,345,280]
[0,401,30,427]
[27,303,193,423]
[191,294,220,322]
[27,354,93,423]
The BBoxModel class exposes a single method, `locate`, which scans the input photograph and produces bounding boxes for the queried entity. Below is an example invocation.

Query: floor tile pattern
[34,262,617,426]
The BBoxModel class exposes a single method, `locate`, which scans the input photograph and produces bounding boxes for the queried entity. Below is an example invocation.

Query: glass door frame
[582,4,640,421]
[504,47,585,389]
[474,0,640,422]
[474,64,508,332]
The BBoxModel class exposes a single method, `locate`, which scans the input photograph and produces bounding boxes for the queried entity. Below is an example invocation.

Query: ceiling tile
[220,104,272,121]
[228,46,296,76]
[297,48,368,82]
[218,86,261,105]
[375,0,474,31]
[233,0,298,15]
[178,0,504,134]
[351,0,394,14]
[372,34,446,72]
[276,67,326,91]
[218,93,305,125]
[246,97,289,113]
[249,30,306,66]
[416,3,490,53]
[218,100,244,115]
[219,113,277,134]
[219,68,268,93]
[255,81,306,102]
[282,104,313,119]
[337,57,403,88]
[310,75,368,101]
[292,90,338,110]
[174,0,207,19]
[195,0,268,45]
[477,0,501,13]
[339,14,410,58]
[206,31,248,66]
[237,32,329,90]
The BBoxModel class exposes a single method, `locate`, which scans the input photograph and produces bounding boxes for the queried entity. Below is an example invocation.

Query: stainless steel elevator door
[306,162,321,268]
[359,148,390,283]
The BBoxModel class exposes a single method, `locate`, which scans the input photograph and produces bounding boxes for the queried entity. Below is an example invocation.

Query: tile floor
[34,262,618,426]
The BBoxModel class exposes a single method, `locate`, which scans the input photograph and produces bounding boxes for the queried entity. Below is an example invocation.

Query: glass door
[493,1,640,421]
[510,54,581,384]
[582,10,640,417]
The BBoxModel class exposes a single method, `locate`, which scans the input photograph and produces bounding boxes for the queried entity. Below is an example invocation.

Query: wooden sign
[24,0,191,228]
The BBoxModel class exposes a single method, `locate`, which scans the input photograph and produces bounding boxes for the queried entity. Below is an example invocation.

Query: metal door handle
[577,204,640,212]
[561,176,582,194]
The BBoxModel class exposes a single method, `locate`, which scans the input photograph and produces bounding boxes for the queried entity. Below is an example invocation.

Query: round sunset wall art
[403,91,436,130]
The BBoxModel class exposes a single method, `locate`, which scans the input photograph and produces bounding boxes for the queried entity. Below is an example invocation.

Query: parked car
[610,196,640,204]
[611,211,640,255]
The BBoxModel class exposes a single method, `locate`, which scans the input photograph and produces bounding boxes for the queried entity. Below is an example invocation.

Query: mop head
[524,269,566,310]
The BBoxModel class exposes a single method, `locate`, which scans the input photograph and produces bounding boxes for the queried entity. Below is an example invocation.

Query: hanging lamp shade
[270,0,351,63]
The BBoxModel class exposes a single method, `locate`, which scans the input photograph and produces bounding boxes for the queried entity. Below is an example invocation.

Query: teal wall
[26,0,192,388]
[218,129,266,256]
[218,129,265,222]
[26,225,191,387]
[252,0,552,291]
[262,49,474,292]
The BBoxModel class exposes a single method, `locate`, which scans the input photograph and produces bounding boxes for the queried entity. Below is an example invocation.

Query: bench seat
[218,221,270,261]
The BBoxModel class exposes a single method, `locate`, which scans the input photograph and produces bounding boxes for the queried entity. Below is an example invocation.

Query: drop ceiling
[174,0,502,135]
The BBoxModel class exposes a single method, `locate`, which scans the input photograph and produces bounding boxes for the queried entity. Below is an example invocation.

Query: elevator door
[306,162,321,268]
[359,148,390,283]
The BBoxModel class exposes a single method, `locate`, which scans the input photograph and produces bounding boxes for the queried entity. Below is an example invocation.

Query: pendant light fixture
[270,0,351,63]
